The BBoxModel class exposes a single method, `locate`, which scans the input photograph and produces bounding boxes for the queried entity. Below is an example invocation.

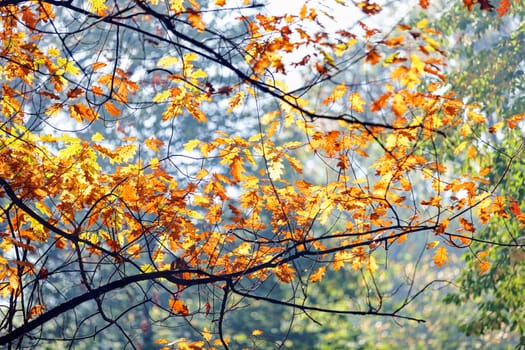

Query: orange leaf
[145,137,164,152]
[104,101,120,116]
[365,47,381,65]
[509,199,521,217]
[309,266,326,283]
[433,246,448,267]
[478,260,491,274]
[463,0,476,11]
[91,62,107,70]
[169,298,189,315]
[70,103,98,122]
[188,10,205,31]
[230,156,245,182]
[28,305,46,320]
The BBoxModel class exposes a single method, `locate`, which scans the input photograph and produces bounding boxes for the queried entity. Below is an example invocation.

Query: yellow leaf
[191,69,207,79]
[141,264,153,273]
[454,140,469,155]
[91,132,104,142]
[169,0,184,12]
[45,103,63,116]
[57,57,80,76]
[268,159,284,179]
[215,0,226,5]
[47,46,60,57]
[416,18,428,29]
[459,123,471,137]
[468,110,486,123]
[157,56,179,68]
[252,329,263,336]
[488,121,504,133]
[152,90,171,103]
[89,0,108,14]
[366,255,378,273]
[195,169,209,179]
[235,242,251,256]
[411,54,424,73]
[202,327,212,341]
[35,202,51,216]
[399,177,411,191]
[59,142,82,159]
[349,92,365,113]
[185,209,204,219]
[184,139,200,152]
[433,246,448,267]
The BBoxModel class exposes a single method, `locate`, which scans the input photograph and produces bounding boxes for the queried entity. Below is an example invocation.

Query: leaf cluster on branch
[0,0,523,349]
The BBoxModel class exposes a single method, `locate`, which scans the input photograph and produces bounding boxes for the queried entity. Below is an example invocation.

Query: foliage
[430,0,525,346]
[0,0,523,349]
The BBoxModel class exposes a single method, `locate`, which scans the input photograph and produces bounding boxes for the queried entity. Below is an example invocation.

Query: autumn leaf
[28,305,46,320]
[169,298,189,315]
[309,266,326,283]
[478,260,491,274]
[496,0,511,16]
[509,199,521,217]
[433,246,448,267]
[479,0,494,11]
[89,0,108,15]
[0,0,520,346]
[230,156,245,182]
[104,101,120,117]
[70,103,98,122]
[426,240,439,249]
[145,137,164,152]
[349,92,365,112]
[188,10,205,31]
[252,329,263,336]
[357,0,382,15]
[202,327,212,341]
[463,0,476,10]
[365,47,382,64]
[184,139,200,152]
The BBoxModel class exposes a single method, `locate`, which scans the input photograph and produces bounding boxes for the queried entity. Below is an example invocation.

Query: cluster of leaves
[0,0,523,349]
[428,0,525,345]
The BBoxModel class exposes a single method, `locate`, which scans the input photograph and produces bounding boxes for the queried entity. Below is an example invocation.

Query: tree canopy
[0,0,523,349]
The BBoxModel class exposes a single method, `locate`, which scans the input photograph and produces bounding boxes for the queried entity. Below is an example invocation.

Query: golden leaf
[252,329,263,336]
[433,246,448,267]
[309,266,326,283]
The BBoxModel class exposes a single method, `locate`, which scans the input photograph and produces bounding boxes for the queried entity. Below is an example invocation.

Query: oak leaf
[433,246,448,267]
